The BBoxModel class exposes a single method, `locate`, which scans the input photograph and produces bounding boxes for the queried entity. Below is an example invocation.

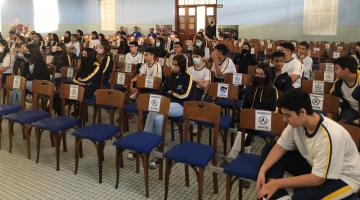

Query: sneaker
[127,151,135,161]
[149,159,159,170]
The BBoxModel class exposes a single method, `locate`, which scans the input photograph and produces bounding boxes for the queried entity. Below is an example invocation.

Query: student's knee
[292,188,317,200]
[154,114,164,125]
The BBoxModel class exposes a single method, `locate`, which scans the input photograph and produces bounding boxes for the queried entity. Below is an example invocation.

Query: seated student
[124,41,144,65]
[233,42,258,74]
[279,42,302,88]
[211,43,237,82]
[141,54,194,168]
[168,41,188,68]
[0,40,15,84]
[72,48,101,99]
[95,41,113,87]
[63,31,71,44]
[352,85,360,124]
[131,26,142,39]
[257,88,360,200]
[331,56,360,124]
[76,29,84,44]
[98,33,106,43]
[67,34,81,59]
[271,51,293,92]
[228,64,277,158]
[118,26,127,36]
[293,41,313,80]
[154,36,166,58]
[166,31,180,53]
[50,43,69,72]
[147,28,157,38]
[46,33,59,48]
[23,44,50,92]
[351,42,360,67]
[34,33,46,52]
[89,31,100,49]
[192,35,210,60]
[188,48,210,100]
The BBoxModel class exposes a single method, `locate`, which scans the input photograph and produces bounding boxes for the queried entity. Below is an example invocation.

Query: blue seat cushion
[4,110,50,124]
[223,153,261,180]
[32,116,80,132]
[215,99,241,109]
[164,142,214,167]
[124,102,137,113]
[0,104,21,116]
[195,116,233,129]
[72,124,119,141]
[113,132,162,153]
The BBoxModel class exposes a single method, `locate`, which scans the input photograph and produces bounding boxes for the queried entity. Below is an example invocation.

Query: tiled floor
[0,109,264,200]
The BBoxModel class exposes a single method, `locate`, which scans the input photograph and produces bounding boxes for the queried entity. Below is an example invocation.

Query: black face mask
[254,76,266,85]
[241,49,249,55]
[24,53,31,59]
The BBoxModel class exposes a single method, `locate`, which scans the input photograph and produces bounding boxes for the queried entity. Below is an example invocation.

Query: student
[188,48,210,100]
[211,43,237,82]
[118,35,129,55]
[141,54,194,168]
[131,26,142,39]
[124,41,143,65]
[228,64,277,158]
[68,34,81,58]
[95,41,113,87]
[34,33,45,51]
[331,56,360,124]
[51,43,68,72]
[205,20,217,40]
[166,31,180,52]
[154,36,166,58]
[233,42,258,74]
[132,47,162,81]
[0,40,15,84]
[118,26,127,36]
[352,42,360,67]
[192,35,210,60]
[72,48,101,99]
[98,33,106,43]
[48,33,59,47]
[168,42,188,67]
[89,31,100,49]
[257,88,360,200]
[293,41,313,80]
[148,28,157,38]
[270,51,293,92]
[63,31,71,44]
[76,29,84,44]
[279,42,302,88]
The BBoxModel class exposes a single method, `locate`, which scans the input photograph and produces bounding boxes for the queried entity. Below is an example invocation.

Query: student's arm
[196,80,209,89]
[172,75,193,99]
[0,54,11,73]
[290,61,302,83]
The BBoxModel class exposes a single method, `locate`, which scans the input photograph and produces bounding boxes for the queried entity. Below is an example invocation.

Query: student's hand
[257,180,279,200]
[256,170,266,191]
[211,51,219,63]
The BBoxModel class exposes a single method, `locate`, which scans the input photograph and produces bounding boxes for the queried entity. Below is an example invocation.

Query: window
[303,0,339,35]
[100,0,116,31]
[178,0,216,5]
[33,0,59,33]
[0,0,4,32]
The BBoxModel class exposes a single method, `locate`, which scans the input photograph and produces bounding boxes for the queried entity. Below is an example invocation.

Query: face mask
[155,41,161,47]
[24,53,32,59]
[241,49,249,55]
[195,41,203,48]
[193,57,201,65]
[254,76,266,85]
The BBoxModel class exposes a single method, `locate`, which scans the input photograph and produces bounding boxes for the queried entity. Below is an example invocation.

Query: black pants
[260,144,356,200]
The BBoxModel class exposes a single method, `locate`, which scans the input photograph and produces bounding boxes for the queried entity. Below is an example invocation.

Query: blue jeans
[144,102,183,136]
[26,81,32,92]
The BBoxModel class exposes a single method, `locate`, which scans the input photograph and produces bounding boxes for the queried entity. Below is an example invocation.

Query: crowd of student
[0,26,359,200]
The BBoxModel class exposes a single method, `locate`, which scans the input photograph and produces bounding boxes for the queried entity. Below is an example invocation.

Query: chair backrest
[313,71,336,83]
[60,67,77,80]
[247,65,256,75]
[5,75,27,109]
[224,73,251,87]
[47,64,56,82]
[136,93,171,137]
[162,66,172,79]
[109,71,133,89]
[183,101,221,151]
[339,123,360,150]
[59,84,85,117]
[239,109,287,136]
[136,75,162,90]
[119,63,136,74]
[206,83,239,101]
[319,63,335,72]
[308,93,339,116]
[301,80,333,94]
[31,80,55,113]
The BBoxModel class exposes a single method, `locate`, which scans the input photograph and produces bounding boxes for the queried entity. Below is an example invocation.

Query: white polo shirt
[1,53,15,74]
[293,54,313,80]
[125,52,144,65]
[277,115,360,192]
[282,58,302,88]
[139,62,162,79]
[211,57,237,78]
[188,65,211,88]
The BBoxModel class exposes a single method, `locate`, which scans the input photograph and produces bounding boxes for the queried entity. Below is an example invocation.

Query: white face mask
[155,41,161,47]
[29,64,35,73]
[195,41,203,48]
[192,57,201,65]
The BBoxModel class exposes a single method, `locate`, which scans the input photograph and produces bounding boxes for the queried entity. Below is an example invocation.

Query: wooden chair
[224,109,286,200]
[136,75,162,91]
[4,80,55,159]
[162,66,172,79]
[308,93,340,119]
[113,93,171,198]
[340,123,360,150]
[313,71,336,83]
[0,76,26,149]
[247,65,256,75]
[164,101,221,200]
[319,63,334,72]
[224,73,251,87]
[301,80,333,94]
[73,89,125,183]
[32,84,85,170]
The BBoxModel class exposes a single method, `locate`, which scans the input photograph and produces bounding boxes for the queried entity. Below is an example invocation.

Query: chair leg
[35,128,42,163]
[8,122,14,153]
[24,125,31,159]
[115,148,124,189]
[54,133,61,171]
[170,121,174,141]
[50,134,55,147]
[79,140,83,158]
[223,129,228,156]
[74,137,81,174]
[135,153,140,174]
[158,157,163,181]
[96,141,105,184]
[0,119,2,149]
[238,180,243,200]
[92,106,97,124]
[141,153,150,198]
[197,167,205,200]
[225,175,233,200]
[185,165,190,186]
[164,159,173,200]
[62,132,67,152]
[178,122,184,143]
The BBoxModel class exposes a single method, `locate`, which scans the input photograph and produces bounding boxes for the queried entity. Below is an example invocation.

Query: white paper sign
[66,68,74,78]
[325,63,334,72]
[324,71,335,83]
[148,94,161,112]
[116,73,125,85]
[255,110,272,131]
[119,54,125,63]
[260,41,264,46]
[325,43,330,49]
[250,48,255,54]
[333,51,340,59]
[217,83,229,98]
[314,47,320,51]
[46,55,54,64]
[276,46,281,50]
[312,80,324,94]
[158,58,165,66]
[54,73,61,79]
[240,39,245,43]
[267,43,273,49]
[310,94,324,111]
[13,76,21,89]
[69,85,79,100]
[125,63,132,73]
[145,76,154,88]
[232,73,243,85]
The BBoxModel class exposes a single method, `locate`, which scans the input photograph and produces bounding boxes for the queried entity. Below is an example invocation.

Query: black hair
[36,33,44,41]
[51,33,59,43]
[0,39,10,63]
[100,40,111,55]
[76,29,84,36]
[214,43,229,56]
[173,54,187,73]
[91,31,98,39]
[98,33,105,41]
[280,42,295,52]
[271,51,285,60]
[173,41,183,48]
[192,48,205,57]
[242,42,251,49]
[65,31,71,36]
[129,41,138,47]
[27,43,46,66]
[277,88,314,115]
[299,41,309,49]
[333,56,358,74]
[356,41,360,47]
[144,47,155,55]
[254,63,274,86]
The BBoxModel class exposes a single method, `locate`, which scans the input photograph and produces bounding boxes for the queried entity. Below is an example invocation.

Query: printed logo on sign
[312,81,324,94]
[232,73,243,85]
[333,52,340,59]
[117,73,125,85]
[255,110,272,131]
[217,83,229,98]
[310,94,324,111]
[145,76,154,88]
[13,76,21,89]
[148,94,161,112]
[125,63,132,73]
[324,71,334,83]
[119,54,125,63]
[325,63,334,72]
[69,85,79,100]
[258,116,268,125]
[67,68,74,78]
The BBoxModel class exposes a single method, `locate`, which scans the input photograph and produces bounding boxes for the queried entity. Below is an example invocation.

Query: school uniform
[188,65,211,100]
[89,39,100,49]
[124,52,144,65]
[99,54,114,87]
[139,61,162,79]
[293,54,313,80]
[281,58,302,88]
[72,62,101,99]
[0,53,15,84]
[211,57,237,81]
